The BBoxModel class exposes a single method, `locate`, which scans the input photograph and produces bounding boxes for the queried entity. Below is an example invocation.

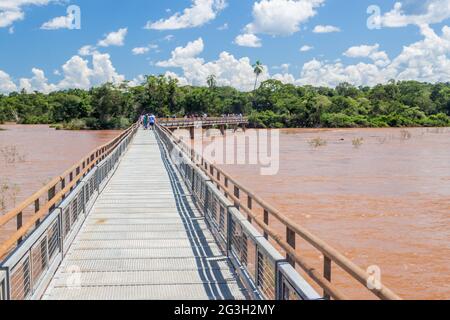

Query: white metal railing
[0,128,137,300]
[155,124,320,300]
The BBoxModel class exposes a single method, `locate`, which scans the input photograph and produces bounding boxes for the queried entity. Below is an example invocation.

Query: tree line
[1,75,450,129]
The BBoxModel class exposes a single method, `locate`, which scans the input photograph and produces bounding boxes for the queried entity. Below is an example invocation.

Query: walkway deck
[43,130,248,300]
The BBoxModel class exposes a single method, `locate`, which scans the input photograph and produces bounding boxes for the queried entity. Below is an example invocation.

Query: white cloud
[132,47,150,55]
[4,22,450,94]
[41,11,74,30]
[132,44,159,55]
[16,52,125,93]
[300,45,314,52]
[0,70,17,93]
[296,25,450,86]
[217,22,228,30]
[0,0,55,28]
[156,37,269,91]
[234,33,262,47]
[98,28,128,47]
[57,55,92,89]
[344,44,390,67]
[154,24,450,90]
[244,0,324,36]
[128,74,146,87]
[164,71,189,86]
[378,0,450,28]
[146,0,227,30]
[78,45,97,56]
[273,63,290,73]
[156,38,205,67]
[163,35,175,41]
[19,68,56,93]
[313,25,340,33]
[90,52,125,85]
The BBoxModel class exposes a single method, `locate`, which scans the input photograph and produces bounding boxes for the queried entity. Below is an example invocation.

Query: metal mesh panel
[71,197,78,225]
[30,234,48,288]
[77,190,84,217]
[257,250,276,300]
[47,220,59,262]
[62,207,71,240]
[230,217,248,267]
[10,255,31,300]
[0,272,6,300]
[84,183,91,204]
[281,279,302,300]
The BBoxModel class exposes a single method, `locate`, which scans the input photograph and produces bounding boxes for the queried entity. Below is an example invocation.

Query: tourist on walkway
[149,114,156,130]
[143,114,149,130]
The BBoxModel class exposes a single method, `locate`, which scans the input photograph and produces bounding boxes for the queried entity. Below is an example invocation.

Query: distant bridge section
[158,116,249,129]
[159,117,249,138]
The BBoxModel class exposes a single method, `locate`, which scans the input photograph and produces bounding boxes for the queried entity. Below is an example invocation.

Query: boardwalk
[0,119,401,301]
[43,130,248,300]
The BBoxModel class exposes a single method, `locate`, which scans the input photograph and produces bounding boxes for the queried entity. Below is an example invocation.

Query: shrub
[64,119,88,130]
[308,137,327,148]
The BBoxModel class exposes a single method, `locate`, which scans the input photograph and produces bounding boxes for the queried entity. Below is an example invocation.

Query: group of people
[221,113,243,118]
[140,113,156,130]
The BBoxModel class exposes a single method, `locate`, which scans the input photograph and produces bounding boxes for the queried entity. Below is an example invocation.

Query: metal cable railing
[155,124,321,300]
[154,123,402,300]
[0,124,138,261]
[0,123,138,300]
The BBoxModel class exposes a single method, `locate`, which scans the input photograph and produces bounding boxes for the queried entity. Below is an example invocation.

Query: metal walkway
[43,130,248,300]
[0,119,401,300]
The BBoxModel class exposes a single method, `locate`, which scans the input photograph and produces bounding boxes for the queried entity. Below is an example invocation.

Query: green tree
[252,60,264,91]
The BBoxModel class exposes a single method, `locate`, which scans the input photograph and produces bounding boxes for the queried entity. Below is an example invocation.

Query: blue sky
[1,0,450,93]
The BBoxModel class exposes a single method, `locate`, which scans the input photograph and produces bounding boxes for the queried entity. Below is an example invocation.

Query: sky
[1,0,450,93]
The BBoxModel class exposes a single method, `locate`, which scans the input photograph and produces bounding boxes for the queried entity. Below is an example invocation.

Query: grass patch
[400,129,412,140]
[308,137,327,148]
[352,137,364,148]
[0,146,26,164]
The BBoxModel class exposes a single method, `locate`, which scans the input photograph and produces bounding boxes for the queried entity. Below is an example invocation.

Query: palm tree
[206,74,217,89]
[252,60,264,91]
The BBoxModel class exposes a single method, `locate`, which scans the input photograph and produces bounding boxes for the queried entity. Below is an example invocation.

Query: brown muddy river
[0,125,121,215]
[1,125,449,300]
[205,127,449,300]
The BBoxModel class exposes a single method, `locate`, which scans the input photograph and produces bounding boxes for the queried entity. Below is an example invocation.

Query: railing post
[263,210,269,240]
[286,227,296,267]
[247,197,253,223]
[48,185,56,213]
[275,263,283,301]
[34,199,40,227]
[224,178,229,199]
[323,256,332,300]
[234,186,240,210]
[17,212,23,245]
[226,209,232,257]
[61,178,66,200]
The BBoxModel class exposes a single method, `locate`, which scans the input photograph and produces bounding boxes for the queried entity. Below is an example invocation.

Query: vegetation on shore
[1,75,450,129]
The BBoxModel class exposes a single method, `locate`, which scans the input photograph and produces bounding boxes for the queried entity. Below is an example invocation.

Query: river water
[187,127,450,300]
[1,125,449,299]
[0,125,121,216]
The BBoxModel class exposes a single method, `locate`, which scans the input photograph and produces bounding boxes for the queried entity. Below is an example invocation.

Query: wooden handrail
[157,124,402,300]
